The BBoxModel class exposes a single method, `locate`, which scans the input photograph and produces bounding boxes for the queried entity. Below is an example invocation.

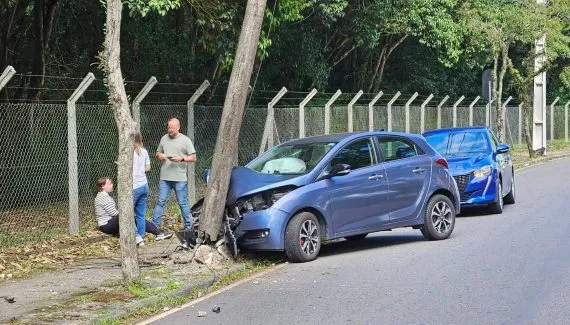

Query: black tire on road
[489,182,504,214]
[421,194,456,241]
[344,233,368,241]
[284,212,321,263]
[504,173,515,205]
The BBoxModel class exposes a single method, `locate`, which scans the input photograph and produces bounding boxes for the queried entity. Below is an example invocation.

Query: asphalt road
[148,157,570,325]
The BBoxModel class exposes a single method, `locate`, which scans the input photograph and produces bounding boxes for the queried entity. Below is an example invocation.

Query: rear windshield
[424,131,488,156]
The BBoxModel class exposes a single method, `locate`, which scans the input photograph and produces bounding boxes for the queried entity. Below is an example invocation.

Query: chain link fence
[1,99,569,248]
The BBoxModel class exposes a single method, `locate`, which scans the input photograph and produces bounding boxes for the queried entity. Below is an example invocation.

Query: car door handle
[368,174,379,180]
[412,168,426,174]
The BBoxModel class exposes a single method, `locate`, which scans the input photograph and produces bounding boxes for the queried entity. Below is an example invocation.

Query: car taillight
[435,158,448,169]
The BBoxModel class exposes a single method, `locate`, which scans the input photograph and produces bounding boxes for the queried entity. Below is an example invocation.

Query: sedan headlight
[473,165,492,178]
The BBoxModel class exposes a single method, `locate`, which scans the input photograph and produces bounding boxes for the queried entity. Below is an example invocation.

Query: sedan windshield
[248,142,337,175]
[424,131,488,156]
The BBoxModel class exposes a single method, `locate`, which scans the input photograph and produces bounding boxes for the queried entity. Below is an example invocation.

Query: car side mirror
[326,164,351,178]
[496,144,510,154]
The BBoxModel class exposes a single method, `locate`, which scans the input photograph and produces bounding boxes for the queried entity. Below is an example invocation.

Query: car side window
[377,137,419,162]
[329,138,375,170]
[489,130,499,151]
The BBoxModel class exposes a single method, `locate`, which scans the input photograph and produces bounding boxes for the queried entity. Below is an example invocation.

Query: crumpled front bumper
[233,207,290,251]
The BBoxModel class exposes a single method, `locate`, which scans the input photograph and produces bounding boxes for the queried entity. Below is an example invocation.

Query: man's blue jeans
[152,180,191,229]
[133,184,149,237]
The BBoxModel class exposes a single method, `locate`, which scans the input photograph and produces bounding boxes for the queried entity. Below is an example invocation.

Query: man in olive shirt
[152,117,197,230]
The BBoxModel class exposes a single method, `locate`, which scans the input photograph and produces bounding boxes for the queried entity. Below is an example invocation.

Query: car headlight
[473,166,492,178]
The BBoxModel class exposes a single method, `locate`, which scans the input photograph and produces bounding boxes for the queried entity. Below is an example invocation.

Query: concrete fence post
[485,100,495,127]
[259,87,287,154]
[550,97,559,141]
[0,66,16,91]
[368,91,384,131]
[324,90,342,135]
[405,92,418,133]
[67,72,95,235]
[387,92,401,132]
[187,80,210,205]
[564,101,570,142]
[519,102,524,144]
[348,90,363,132]
[420,94,434,133]
[132,77,157,133]
[469,96,480,126]
[437,95,449,129]
[453,95,465,127]
[299,89,317,138]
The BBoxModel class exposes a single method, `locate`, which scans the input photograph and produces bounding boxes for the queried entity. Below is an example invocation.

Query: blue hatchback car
[422,127,515,214]
[193,131,460,262]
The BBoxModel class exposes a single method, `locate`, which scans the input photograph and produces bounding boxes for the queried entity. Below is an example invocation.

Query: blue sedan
[193,131,460,262]
[423,126,515,214]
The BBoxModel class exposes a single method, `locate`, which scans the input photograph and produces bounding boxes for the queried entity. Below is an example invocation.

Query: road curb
[91,262,286,324]
[514,151,570,171]
[136,262,287,324]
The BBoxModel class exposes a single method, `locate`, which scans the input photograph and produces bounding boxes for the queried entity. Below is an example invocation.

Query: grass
[93,258,278,325]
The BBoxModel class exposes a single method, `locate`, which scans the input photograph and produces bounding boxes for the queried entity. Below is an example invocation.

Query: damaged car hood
[225,167,309,205]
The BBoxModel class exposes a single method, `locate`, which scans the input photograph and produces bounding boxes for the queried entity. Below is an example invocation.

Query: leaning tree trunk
[102,0,139,281]
[198,0,267,242]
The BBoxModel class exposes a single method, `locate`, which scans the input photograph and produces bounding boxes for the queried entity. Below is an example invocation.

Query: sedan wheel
[421,194,455,240]
[285,212,321,263]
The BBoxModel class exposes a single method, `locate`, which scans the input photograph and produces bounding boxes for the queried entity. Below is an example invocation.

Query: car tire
[420,194,456,241]
[284,212,321,263]
[344,234,368,241]
[489,182,504,214]
[504,173,515,205]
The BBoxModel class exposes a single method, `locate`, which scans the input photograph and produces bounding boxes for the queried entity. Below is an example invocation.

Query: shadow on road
[318,233,424,258]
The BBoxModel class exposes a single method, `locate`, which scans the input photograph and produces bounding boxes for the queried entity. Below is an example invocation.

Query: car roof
[422,126,488,136]
[280,131,425,146]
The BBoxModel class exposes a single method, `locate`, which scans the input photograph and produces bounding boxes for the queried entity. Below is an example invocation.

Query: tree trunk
[102,0,139,282]
[27,0,60,102]
[495,46,509,142]
[198,0,267,242]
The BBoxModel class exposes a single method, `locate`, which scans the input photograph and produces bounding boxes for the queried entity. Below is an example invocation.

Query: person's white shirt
[133,148,150,189]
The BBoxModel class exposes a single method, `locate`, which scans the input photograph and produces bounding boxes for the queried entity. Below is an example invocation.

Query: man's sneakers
[155,233,173,241]
[136,235,145,247]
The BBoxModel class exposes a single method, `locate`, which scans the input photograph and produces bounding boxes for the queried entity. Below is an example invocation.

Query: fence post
[405,92,418,133]
[67,72,95,235]
[132,77,157,133]
[186,80,210,205]
[348,90,363,132]
[387,92,401,132]
[550,97,559,141]
[368,91,383,131]
[453,95,465,127]
[485,100,495,127]
[259,87,287,154]
[564,101,570,142]
[0,66,16,91]
[469,96,480,126]
[420,94,433,133]
[519,102,524,144]
[437,95,449,129]
[299,89,317,138]
[324,90,342,134]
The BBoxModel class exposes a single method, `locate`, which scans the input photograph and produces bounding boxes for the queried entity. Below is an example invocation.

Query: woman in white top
[133,133,171,245]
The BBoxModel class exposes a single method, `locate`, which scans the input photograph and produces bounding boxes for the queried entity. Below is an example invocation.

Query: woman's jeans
[133,184,149,237]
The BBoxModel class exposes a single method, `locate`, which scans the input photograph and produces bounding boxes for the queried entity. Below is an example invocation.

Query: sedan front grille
[453,174,471,198]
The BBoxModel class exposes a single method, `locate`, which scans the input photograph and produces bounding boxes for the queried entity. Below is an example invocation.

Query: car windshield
[424,131,488,156]
[248,142,337,175]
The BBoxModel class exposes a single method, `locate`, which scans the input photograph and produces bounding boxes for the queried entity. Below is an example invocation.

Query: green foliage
[124,0,181,17]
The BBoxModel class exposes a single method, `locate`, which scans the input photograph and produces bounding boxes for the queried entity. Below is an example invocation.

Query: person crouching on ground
[94,177,172,245]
